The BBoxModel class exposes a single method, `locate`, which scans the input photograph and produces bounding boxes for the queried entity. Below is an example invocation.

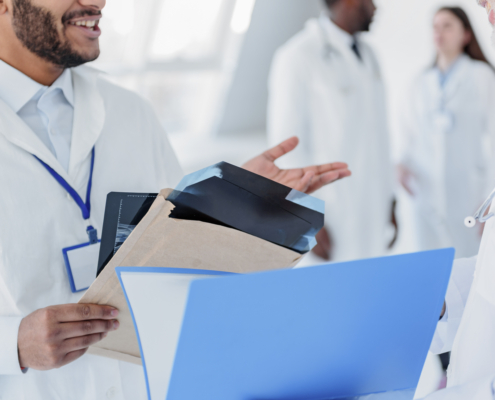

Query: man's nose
[78,0,106,11]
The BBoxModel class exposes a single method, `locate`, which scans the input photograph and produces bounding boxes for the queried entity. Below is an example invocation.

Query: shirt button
[106,387,117,399]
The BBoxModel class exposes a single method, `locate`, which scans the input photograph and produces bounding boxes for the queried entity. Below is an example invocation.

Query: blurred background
[90,1,495,397]
[92,0,494,166]
[91,0,495,253]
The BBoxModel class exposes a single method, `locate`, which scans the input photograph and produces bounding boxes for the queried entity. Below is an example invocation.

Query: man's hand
[18,304,119,371]
[242,137,351,194]
[389,199,399,249]
[397,164,415,196]
[312,227,333,261]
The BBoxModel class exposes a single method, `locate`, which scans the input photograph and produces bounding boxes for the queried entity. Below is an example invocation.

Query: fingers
[312,228,332,261]
[401,182,415,197]
[293,171,315,193]
[305,169,351,194]
[61,348,88,368]
[59,319,120,339]
[303,162,349,175]
[263,137,299,162]
[63,332,109,353]
[54,304,119,322]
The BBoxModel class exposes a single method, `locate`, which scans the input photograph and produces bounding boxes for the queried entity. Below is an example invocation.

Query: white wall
[216,0,322,135]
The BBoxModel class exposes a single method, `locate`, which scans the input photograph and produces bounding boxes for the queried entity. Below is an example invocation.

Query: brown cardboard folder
[79,189,303,365]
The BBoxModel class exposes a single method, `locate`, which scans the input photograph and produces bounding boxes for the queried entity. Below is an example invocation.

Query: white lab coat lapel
[423,56,469,112]
[418,72,449,235]
[69,67,105,178]
[443,55,469,101]
[423,70,441,107]
[358,40,380,80]
[315,17,361,93]
[0,97,72,182]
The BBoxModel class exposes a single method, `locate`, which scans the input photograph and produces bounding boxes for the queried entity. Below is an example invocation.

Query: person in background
[267,0,397,263]
[398,6,495,259]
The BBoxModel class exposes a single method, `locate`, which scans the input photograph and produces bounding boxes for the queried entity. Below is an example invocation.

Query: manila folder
[78,189,303,365]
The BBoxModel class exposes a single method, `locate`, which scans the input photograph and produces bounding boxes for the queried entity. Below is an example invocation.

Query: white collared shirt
[320,14,354,49]
[0,60,73,171]
[0,64,183,398]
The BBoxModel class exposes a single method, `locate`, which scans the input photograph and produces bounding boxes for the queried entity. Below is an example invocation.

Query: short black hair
[324,0,341,8]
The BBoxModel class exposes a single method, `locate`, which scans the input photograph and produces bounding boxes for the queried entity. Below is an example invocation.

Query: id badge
[62,241,101,293]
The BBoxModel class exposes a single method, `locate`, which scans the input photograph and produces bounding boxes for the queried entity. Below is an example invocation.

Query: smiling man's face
[9,0,105,68]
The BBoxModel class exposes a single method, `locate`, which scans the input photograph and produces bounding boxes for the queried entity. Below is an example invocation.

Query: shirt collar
[49,68,74,107]
[0,60,74,112]
[436,54,467,87]
[320,14,355,48]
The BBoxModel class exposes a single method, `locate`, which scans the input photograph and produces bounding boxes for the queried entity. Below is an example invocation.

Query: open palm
[242,137,351,194]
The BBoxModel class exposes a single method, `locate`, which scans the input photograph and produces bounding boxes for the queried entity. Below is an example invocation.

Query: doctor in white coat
[0,0,351,398]
[267,0,396,262]
[407,2,495,398]
[399,7,495,259]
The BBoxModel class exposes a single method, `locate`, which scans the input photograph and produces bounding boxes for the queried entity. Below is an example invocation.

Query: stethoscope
[465,188,495,227]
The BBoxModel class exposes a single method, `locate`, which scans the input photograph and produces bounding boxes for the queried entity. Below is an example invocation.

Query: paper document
[119,268,231,400]
[117,248,455,400]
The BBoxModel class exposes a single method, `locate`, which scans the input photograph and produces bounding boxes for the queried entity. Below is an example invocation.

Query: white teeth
[71,20,97,28]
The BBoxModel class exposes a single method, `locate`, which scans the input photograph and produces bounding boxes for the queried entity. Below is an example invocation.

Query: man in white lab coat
[267,0,396,262]
[0,0,351,398]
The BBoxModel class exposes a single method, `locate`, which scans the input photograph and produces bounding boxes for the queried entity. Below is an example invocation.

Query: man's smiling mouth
[68,19,99,31]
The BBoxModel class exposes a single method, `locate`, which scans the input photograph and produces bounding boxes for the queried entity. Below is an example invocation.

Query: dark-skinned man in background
[268,0,397,263]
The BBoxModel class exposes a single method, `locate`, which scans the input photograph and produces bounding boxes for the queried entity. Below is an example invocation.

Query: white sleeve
[430,256,477,354]
[484,66,495,195]
[266,48,311,168]
[396,80,420,168]
[0,316,23,375]
[417,375,495,400]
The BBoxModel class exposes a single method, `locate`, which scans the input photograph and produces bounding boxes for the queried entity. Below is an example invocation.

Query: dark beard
[12,0,98,68]
[358,0,373,32]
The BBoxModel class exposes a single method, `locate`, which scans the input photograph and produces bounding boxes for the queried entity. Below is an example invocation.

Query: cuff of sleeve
[430,271,465,354]
[0,317,24,375]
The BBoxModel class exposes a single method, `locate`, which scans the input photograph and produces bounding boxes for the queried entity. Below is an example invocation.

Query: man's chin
[63,48,100,68]
[76,46,100,62]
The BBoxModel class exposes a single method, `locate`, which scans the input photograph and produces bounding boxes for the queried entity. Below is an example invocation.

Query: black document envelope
[167,162,324,253]
[97,162,324,275]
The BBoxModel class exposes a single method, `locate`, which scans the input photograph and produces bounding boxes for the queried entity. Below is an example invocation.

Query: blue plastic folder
[116,248,455,400]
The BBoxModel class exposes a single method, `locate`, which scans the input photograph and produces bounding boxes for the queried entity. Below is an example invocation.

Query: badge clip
[87,226,98,245]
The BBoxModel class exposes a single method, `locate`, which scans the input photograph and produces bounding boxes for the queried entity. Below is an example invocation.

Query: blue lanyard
[34,148,98,244]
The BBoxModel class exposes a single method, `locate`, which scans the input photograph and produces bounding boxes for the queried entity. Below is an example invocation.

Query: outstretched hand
[242,137,351,194]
